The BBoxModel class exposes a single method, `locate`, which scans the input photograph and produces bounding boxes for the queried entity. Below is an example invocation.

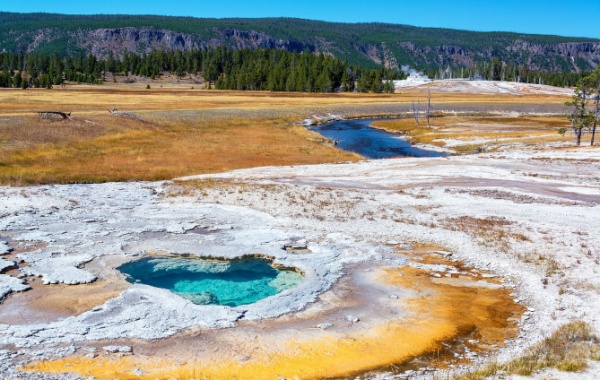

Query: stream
[311,119,446,158]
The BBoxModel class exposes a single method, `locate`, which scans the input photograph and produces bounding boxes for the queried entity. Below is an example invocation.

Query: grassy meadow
[372,113,572,152]
[0,83,572,184]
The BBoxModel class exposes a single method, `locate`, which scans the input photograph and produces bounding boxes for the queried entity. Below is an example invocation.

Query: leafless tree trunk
[592,95,599,146]
[411,100,421,126]
[577,124,583,146]
[426,90,431,128]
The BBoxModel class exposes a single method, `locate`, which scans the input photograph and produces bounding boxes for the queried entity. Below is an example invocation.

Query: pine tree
[565,82,594,146]
[582,68,600,146]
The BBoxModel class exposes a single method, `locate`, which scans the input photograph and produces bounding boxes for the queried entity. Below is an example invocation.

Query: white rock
[345,315,360,323]
[0,242,11,255]
[18,255,97,285]
[103,345,132,354]
[0,259,15,273]
[0,275,30,301]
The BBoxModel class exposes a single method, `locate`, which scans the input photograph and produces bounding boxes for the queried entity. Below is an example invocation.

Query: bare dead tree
[426,89,431,128]
[411,99,421,126]
[592,93,599,146]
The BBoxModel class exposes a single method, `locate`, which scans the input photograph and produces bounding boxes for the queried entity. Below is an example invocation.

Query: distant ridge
[1,12,599,72]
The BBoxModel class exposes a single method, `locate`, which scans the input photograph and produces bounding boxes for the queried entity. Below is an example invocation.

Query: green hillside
[1,12,599,71]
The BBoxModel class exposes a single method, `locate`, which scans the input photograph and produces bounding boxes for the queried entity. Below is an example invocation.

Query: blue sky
[2,0,599,38]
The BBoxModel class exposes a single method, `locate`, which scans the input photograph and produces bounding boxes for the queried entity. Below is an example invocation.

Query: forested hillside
[1,12,599,73]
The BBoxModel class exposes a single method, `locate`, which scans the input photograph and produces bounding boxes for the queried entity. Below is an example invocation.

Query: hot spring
[117,256,303,307]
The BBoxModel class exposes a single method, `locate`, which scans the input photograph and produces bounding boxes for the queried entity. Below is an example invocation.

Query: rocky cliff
[73,27,317,57]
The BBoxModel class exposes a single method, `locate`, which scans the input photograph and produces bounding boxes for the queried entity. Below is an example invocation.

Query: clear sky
[1,0,599,39]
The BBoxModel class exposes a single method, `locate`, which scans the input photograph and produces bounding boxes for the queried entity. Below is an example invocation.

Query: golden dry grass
[0,85,572,184]
[0,86,405,117]
[0,84,568,117]
[2,122,359,184]
[372,114,572,151]
[457,321,600,379]
[2,86,404,184]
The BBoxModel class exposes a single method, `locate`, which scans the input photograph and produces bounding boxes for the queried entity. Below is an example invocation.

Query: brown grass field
[0,84,572,184]
[372,113,572,152]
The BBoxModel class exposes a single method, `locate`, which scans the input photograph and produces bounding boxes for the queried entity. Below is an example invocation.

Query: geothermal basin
[117,256,303,306]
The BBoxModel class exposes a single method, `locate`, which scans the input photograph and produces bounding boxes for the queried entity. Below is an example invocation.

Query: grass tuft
[456,321,600,380]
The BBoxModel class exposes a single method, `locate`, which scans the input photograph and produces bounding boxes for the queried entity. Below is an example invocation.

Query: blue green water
[117,256,302,307]
[312,119,447,158]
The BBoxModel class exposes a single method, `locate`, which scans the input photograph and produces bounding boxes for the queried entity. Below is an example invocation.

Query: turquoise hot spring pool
[117,256,302,307]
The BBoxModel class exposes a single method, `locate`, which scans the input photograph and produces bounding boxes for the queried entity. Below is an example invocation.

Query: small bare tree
[426,89,432,128]
[411,99,421,126]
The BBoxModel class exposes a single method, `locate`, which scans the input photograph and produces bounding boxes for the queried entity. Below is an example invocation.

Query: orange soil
[24,251,523,380]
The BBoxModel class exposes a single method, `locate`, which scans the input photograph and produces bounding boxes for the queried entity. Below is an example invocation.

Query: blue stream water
[117,257,302,307]
[311,119,446,159]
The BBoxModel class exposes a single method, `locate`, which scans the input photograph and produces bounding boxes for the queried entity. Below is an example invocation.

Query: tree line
[425,59,590,88]
[0,47,593,93]
[0,48,402,93]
